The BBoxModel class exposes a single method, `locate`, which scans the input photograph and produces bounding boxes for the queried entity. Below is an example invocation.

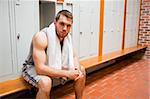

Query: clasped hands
[62,66,84,81]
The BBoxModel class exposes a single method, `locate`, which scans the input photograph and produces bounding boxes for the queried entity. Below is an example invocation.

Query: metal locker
[15,0,39,73]
[0,0,13,81]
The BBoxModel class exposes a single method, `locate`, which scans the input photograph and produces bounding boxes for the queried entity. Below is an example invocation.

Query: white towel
[45,23,75,70]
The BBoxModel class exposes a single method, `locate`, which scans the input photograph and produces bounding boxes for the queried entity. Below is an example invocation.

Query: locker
[56,3,63,14]
[0,0,13,78]
[40,1,55,29]
[72,1,80,55]
[78,1,100,60]
[125,0,140,48]
[89,2,99,57]
[15,0,39,73]
[79,4,91,59]
[103,0,124,54]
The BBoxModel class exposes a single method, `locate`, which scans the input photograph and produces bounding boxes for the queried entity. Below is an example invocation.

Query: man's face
[54,14,72,40]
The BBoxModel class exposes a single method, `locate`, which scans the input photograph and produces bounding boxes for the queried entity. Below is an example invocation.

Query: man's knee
[80,65,86,76]
[76,66,86,80]
[38,76,52,94]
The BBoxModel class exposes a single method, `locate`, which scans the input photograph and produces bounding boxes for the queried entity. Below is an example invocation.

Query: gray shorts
[22,64,68,88]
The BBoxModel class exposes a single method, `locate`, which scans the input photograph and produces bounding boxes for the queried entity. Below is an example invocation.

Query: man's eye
[60,23,64,26]
[67,25,71,28]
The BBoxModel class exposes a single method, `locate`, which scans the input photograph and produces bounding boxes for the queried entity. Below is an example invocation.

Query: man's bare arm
[73,49,81,71]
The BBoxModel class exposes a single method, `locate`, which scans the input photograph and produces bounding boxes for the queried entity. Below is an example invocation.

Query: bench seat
[80,45,147,69]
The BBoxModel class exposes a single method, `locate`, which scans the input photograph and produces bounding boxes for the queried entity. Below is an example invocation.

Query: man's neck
[59,37,64,42]
[56,31,63,42]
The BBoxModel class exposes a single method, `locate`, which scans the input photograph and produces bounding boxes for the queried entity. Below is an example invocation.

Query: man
[22,10,86,99]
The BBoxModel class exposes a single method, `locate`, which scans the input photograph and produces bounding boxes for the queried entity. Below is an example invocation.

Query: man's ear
[54,19,56,25]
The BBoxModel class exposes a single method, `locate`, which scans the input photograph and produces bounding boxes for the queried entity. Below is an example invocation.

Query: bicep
[32,32,48,70]
[33,47,47,67]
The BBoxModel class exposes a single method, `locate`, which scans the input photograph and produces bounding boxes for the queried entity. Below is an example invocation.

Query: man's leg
[36,75,52,99]
[74,66,86,99]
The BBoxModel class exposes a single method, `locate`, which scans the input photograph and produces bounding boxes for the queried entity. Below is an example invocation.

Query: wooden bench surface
[0,45,147,97]
[80,45,147,69]
[0,77,31,97]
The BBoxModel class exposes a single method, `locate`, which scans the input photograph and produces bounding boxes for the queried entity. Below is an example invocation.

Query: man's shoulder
[33,31,47,39]
[32,31,48,49]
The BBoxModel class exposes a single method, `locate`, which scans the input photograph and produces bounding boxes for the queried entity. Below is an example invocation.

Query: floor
[3,56,150,99]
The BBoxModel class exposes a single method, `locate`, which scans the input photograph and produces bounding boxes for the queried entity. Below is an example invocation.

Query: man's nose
[63,25,67,31]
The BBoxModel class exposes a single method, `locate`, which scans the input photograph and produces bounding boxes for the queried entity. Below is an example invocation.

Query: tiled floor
[3,57,150,99]
[51,57,150,99]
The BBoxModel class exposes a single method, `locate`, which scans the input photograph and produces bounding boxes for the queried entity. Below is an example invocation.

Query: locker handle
[17,33,20,40]
[66,2,73,5]
[80,32,82,35]
[16,0,21,6]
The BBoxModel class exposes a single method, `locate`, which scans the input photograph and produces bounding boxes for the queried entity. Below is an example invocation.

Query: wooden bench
[0,77,31,97]
[0,45,147,97]
[80,45,147,69]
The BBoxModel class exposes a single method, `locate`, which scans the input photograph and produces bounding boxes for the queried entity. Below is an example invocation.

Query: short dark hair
[55,10,73,22]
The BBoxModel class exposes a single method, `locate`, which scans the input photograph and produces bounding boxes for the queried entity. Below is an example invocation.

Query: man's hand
[67,70,80,80]
[75,70,84,81]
